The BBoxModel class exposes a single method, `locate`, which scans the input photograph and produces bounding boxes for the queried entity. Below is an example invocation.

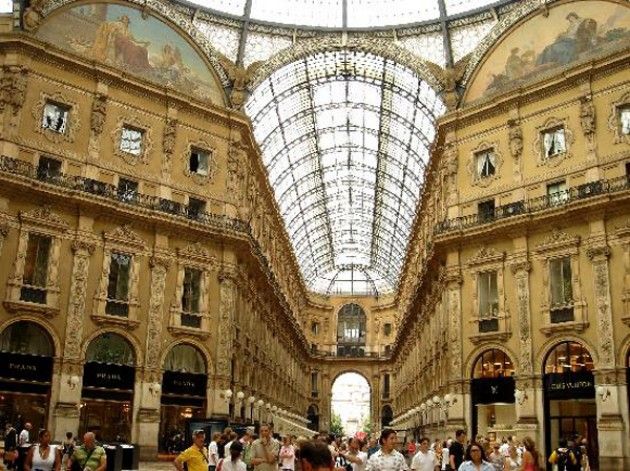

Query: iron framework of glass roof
[246,50,445,296]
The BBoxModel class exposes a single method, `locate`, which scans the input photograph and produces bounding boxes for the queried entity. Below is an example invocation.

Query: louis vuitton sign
[544,372,594,399]
[471,377,515,405]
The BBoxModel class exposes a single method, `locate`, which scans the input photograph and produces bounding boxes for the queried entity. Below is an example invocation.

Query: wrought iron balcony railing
[435,175,630,235]
[0,154,248,234]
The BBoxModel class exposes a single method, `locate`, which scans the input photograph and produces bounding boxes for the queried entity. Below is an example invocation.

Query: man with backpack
[548,438,576,471]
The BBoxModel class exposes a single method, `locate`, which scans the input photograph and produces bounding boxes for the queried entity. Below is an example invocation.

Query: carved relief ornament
[0,65,28,115]
[90,94,107,137]
[32,91,81,144]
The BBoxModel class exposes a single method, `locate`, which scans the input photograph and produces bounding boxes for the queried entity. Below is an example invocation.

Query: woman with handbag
[24,429,61,471]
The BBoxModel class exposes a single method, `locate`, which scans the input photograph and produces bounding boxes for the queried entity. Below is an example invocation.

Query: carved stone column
[445,266,466,431]
[587,245,614,369]
[134,253,171,459]
[52,237,95,441]
[0,223,8,255]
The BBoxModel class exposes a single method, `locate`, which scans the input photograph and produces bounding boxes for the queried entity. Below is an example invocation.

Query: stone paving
[139,461,175,470]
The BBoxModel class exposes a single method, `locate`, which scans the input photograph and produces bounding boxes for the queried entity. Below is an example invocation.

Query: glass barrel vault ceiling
[245,50,445,296]
[193,0,504,28]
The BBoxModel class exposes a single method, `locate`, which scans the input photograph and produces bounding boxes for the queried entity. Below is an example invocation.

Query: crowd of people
[174,426,594,471]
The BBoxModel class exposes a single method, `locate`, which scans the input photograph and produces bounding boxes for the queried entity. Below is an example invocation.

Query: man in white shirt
[410,437,438,471]
[18,423,32,446]
[366,429,408,471]
[342,437,367,471]
[209,432,221,471]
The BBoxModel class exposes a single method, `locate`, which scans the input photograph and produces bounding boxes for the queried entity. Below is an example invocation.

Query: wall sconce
[248,396,256,405]
[596,385,611,402]
[432,395,441,406]
[236,391,245,403]
[149,382,161,396]
[256,399,264,409]
[514,389,528,405]
[67,375,80,390]
[222,389,233,403]
[443,393,458,407]
[419,403,426,412]
[266,402,272,410]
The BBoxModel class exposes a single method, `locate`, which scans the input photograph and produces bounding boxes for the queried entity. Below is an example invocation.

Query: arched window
[472,349,515,379]
[86,332,135,366]
[337,303,366,356]
[0,321,54,356]
[381,405,393,427]
[307,404,319,431]
[164,344,206,374]
[543,341,593,374]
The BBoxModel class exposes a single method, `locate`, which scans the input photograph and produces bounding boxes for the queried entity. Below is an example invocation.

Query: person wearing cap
[174,430,209,471]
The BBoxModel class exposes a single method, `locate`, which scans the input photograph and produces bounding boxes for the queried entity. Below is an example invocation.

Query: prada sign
[544,372,595,399]
[83,362,135,391]
[471,377,515,405]
[162,371,207,397]
[0,351,53,383]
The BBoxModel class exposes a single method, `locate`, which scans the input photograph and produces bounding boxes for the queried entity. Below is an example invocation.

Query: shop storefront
[543,341,597,470]
[470,349,515,440]
[80,333,136,442]
[0,321,54,433]
[160,344,207,453]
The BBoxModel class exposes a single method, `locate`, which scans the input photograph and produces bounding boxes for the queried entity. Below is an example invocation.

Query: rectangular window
[120,126,144,155]
[478,199,495,223]
[620,106,630,136]
[478,271,498,332]
[189,148,210,175]
[187,197,206,220]
[383,374,390,398]
[311,321,320,336]
[547,181,568,206]
[475,149,496,178]
[20,234,51,304]
[542,127,566,158]
[384,345,391,355]
[181,267,202,328]
[550,257,574,323]
[37,156,62,181]
[106,252,130,316]
[383,323,392,336]
[117,178,138,203]
[42,102,69,134]
[311,372,318,396]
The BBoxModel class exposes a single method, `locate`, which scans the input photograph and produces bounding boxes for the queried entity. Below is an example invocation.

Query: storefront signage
[544,372,594,399]
[83,362,135,391]
[471,377,515,404]
[162,371,207,397]
[0,351,53,383]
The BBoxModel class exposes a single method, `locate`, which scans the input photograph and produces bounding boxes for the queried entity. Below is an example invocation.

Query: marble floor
[139,461,175,470]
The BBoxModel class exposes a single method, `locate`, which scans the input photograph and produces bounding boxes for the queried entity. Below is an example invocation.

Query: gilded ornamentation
[31,91,81,144]
[466,140,503,188]
[606,91,630,145]
[0,65,28,116]
[112,115,153,166]
[23,0,46,31]
[181,138,217,184]
[218,55,264,110]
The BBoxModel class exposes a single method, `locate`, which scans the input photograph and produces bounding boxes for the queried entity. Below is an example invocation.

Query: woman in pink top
[519,437,540,471]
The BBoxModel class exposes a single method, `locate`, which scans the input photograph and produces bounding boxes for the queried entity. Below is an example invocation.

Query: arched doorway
[470,349,515,439]
[160,343,207,452]
[542,341,597,469]
[80,333,136,442]
[307,404,319,432]
[381,404,393,428]
[337,304,367,357]
[331,372,370,436]
[0,321,55,432]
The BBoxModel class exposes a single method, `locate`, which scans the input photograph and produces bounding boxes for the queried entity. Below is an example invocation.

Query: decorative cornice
[19,205,70,232]
[466,246,505,268]
[103,225,146,251]
[586,245,611,261]
[534,229,580,254]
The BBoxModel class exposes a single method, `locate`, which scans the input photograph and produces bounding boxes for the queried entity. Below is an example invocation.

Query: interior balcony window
[189,148,210,176]
[383,323,392,336]
[542,126,566,158]
[475,148,496,179]
[311,321,320,336]
[20,234,51,304]
[478,271,498,332]
[547,180,569,206]
[120,126,144,155]
[181,267,202,328]
[36,156,62,181]
[478,199,495,223]
[382,373,390,399]
[187,197,206,220]
[550,256,574,323]
[311,372,318,397]
[106,252,131,317]
[620,105,630,135]
[117,178,138,203]
[41,102,69,134]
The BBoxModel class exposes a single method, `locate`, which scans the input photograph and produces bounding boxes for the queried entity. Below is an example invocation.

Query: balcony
[550,305,575,324]
[105,299,129,317]
[181,311,202,329]
[20,285,47,304]
[435,175,629,235]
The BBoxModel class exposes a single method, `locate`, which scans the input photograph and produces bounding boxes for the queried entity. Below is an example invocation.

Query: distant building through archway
[331,372,370,436]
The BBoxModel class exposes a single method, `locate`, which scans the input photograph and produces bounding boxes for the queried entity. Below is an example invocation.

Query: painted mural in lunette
[466,1,630,102]
[36,3,224,103]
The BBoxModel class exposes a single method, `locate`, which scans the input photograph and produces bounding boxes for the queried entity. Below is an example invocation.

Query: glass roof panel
[445,0,499,16]
[250,0,343,28]
[245,49,445,296]
[194,0,247,16]
[347,0,439,28]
